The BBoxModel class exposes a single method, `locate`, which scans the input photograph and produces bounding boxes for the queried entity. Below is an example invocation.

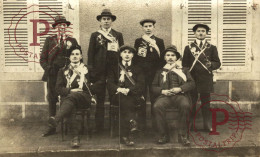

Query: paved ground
[0,117,259,157]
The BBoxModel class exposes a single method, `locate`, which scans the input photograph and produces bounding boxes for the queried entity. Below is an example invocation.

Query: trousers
[153,94,191,136]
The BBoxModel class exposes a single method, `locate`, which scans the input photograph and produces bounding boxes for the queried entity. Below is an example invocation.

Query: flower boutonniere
[97,35,105,46]
[190,46,200,56]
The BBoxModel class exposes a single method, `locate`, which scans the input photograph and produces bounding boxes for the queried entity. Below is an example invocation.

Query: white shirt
[71,62,80,68]
[122,60,132,67]
[101,27,112,34]
[196,39,206,47]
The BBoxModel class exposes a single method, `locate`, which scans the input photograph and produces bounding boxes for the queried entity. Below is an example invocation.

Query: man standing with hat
[182,24,221,132]
[107,45,145,146]
[40,15,79,137]
[152,46,195,145]
[87,9,124,132]
[134,19,165,130]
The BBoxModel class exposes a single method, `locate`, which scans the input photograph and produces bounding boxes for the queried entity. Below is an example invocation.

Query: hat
[96,9,117,21]
[192,24,210,32]
[52,15,71,28]
[163,46,181,60]
[119,45,136,54]
[140,19,156,26]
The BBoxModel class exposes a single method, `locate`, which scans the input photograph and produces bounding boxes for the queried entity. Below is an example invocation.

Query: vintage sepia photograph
[0,0,259,156]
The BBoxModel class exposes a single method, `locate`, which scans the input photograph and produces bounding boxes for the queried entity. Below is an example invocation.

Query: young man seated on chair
[47,45,98,148]
[107,45,145,146]
[152,46,195,146]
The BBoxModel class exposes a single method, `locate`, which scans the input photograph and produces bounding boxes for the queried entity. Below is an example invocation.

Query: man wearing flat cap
[152,46,195,146]
[134,19,165,130]
[107,45,145,146]
[87,9,124,132]
[182,24,221,132]
[40,15,79,137]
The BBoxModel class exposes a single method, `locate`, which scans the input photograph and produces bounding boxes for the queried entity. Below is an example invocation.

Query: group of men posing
[40,9,221,148]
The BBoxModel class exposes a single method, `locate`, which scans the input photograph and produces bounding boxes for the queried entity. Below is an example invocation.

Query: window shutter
[34,0,65,72]
[218,0,252,72]
[0,0,79,73]
[1,0,34,72]
[182,0,218,54]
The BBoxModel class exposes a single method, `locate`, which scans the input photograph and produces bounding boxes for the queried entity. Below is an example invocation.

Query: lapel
[109,29,118,40]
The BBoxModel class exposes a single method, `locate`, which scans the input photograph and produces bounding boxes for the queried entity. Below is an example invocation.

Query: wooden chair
[58,96,92,141]
[109,104,142,138]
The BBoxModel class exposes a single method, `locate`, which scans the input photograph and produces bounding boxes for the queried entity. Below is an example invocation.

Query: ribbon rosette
[66,40,72,49]
[119,70,126,82]
[119,70,132,82]
[161,71,168,83]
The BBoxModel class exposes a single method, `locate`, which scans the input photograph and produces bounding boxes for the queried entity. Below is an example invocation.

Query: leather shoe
[71,136,80,148]
[42,127,56,137]
[157,135,170,144]
[48,117,57,128]
[121,137,134,146]
[130,119,138,133]
[178,134,191,146]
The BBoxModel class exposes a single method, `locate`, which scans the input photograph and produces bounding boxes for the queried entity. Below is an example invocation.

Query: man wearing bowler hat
[134,19,165,130]
[87,9,124,132]
[40,15,79,137]
[182,24,221,132]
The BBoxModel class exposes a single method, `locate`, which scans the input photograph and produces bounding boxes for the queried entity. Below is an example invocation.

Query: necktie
[199,41,203,48]
[125,62,129,69]
[59,36,63,45]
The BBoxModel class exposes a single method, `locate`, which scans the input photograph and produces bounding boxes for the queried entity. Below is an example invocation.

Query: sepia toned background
[0,0,259,123]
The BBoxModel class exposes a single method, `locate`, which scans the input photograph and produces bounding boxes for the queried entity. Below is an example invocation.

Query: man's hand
[116,88,130,96]
[71,88,83,92]
[205,61,212,68]
[170,87,182,94]
[161,90,175,96]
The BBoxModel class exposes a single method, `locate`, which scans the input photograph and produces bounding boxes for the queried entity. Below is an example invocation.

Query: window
[0,0,79,73]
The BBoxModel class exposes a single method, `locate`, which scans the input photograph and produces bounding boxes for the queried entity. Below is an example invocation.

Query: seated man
[47,46,98,148]
[107,45,145,146]
[152,46,195,146]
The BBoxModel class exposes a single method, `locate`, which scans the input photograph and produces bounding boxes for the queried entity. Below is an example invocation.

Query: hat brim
[52,21,71,28]
[163,49,181,60]
[192,24,210,32]
[140,19,156,26]
[96,15,117,21]
[119,46,136,54]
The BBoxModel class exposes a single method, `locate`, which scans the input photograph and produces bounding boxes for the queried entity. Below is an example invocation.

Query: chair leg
[110,114,114,138]
[61,118,64,141]
[86,110,91,140]
[65,120,68,135]
[81,111,85,135]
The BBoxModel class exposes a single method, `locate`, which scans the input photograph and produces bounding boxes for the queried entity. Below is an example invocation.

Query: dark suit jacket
[182,41,221,93]
[55,64,100,107]
[107,63,145,98]
[87,29,124,82]
[134,35,165,84]
[40,35,78,81]
[134,36,165,71]
[152,68,195,99]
